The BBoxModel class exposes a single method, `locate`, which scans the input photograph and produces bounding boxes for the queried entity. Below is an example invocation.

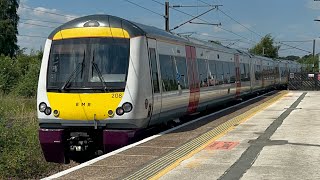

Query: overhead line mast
[165,2,169,31]
[164,1,222,32]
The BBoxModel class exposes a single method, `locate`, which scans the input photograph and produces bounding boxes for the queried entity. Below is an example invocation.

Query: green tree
[297,54,316,72]
[279,55,300,61]
[0,0,20,57]
[249,34,280,58]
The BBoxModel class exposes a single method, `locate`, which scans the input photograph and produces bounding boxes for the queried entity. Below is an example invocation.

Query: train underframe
[39,128,139,163]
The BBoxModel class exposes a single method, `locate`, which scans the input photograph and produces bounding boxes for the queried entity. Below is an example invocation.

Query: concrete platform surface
[160,91,320,180]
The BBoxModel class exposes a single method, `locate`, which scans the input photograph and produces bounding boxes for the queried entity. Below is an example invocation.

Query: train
[37,15,302,163]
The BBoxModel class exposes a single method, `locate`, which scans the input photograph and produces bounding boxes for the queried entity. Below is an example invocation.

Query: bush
[0,55,19,94]
[0,52,64,179]
[0,52,41,97]
[13,59,41,97]
[0,96,62,179]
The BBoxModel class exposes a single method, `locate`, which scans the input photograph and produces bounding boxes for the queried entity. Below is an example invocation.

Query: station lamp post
[314,19,320,72]
[313,0,320,72]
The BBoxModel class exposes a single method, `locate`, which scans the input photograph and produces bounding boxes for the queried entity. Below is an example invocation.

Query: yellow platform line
[124,91,288,180]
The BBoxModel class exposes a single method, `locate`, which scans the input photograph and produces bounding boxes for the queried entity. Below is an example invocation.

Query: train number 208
[112,93,123,98]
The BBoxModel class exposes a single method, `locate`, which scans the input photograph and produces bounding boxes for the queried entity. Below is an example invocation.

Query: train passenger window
[197,59,209,87]
[223,62,230,84]
[215,61,224,85]
[149,48,160,93]
[240,63,250,81]
[268,67,272,79]
[208,61,216,86]
[159,55,178,92]
[245,64,250,81]
[229,62,236,83]
[175,57,189,89]
[267,66,271,79]
[240,63,245,81]
[274,67,279,79]
[255,65,261,80]
[280,67,286,77]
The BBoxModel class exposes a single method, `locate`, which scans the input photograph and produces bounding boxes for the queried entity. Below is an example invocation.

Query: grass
[0,95,63,179]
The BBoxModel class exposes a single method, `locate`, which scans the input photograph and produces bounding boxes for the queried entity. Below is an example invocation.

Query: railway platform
[44,91,320,180]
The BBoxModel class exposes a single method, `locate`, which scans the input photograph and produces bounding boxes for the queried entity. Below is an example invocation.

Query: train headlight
[84,20,100,27]
[107,110,114,117]
[116,107,125,116]
[44,107,52,116]
[122,102,133,113]
[53,110,60,117]
[39,102,47,112]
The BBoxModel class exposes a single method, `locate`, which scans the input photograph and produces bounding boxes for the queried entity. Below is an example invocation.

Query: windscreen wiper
[60,51,85,91]
[91,51,109,92]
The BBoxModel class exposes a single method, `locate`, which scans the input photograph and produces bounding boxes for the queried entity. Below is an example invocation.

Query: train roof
[48,14,244,54]
[48,14,299,65]
[48,14,187,42]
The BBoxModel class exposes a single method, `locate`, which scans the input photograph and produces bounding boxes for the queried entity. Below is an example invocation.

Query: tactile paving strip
[123,91,288,180]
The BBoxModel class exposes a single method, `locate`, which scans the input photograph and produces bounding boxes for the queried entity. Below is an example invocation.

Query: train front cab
[37,16,155,163]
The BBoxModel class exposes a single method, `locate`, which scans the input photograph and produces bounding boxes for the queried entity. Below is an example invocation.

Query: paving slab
[160,91,320,180]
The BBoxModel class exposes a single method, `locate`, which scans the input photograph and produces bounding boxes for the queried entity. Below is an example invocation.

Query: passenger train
[37,15,302,163]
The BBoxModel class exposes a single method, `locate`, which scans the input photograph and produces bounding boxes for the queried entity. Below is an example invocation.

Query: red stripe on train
[186,46,200,114]
[235,54,241,98]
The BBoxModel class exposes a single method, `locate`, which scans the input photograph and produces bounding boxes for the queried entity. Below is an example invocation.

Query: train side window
[281,67,286,77]
[176,56,189,89]
[255,65,261,80]
[215,61,224,85]
[245,63,250,81]
[229,62,236,83]
[240,63,245,81]
[159,55,178,92]
[264,66,268,80]
[208,61,216,86]
[197,59,209,87]
[149,48,160,93]
[223,62,230,84]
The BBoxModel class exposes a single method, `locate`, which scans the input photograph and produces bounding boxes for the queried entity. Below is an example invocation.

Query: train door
[249,57,254,92]
[257,59,263,89]
[147,39,162,124]
[261,62,265,88]
[234,54,241,98]
[186,46,200,114]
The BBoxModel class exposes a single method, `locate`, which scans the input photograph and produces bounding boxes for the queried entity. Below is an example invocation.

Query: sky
[17,0,320,57]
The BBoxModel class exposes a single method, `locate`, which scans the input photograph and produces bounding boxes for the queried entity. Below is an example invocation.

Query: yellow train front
[38,15,154,163]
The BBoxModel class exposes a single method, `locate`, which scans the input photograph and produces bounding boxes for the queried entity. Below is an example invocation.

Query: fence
[288,72,320,90]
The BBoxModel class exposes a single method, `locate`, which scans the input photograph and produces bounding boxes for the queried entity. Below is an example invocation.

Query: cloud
[231,23,251,33]
[17,3,78,52]
[306,1,320,10]
[18,5,77,24]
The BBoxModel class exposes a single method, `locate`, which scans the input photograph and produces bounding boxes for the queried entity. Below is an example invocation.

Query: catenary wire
[122,0,165,17]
